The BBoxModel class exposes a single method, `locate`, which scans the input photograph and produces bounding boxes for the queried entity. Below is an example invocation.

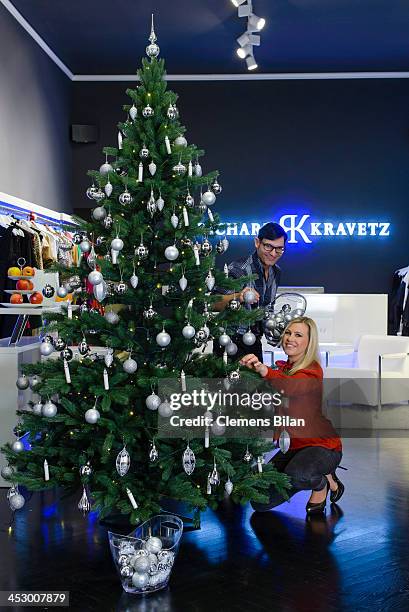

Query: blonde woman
[240,317,344,515]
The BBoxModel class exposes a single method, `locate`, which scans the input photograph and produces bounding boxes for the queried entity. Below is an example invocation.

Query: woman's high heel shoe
[306,484,328,515]
[329,472,345,504]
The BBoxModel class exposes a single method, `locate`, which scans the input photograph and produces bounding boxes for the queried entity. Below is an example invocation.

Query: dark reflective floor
[1,437,409,612]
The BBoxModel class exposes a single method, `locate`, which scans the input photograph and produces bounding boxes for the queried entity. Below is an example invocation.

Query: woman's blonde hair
[280,316,321,375]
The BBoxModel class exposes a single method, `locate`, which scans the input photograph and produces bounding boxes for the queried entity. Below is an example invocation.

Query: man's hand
[240,354,268,377]
[238,287,260,303]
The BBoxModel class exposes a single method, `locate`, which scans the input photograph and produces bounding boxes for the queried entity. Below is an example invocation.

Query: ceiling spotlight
[237,32,251,47]
[248,14,266,31]
[236,45,252,59]
[246,55,258,71]
[238,4,252,18]
[231,0,248,6]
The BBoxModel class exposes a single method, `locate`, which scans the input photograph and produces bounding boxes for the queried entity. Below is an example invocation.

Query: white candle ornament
[103,368,109,390]
[204,426,210,449]
[44,459,50,481]
[181,370,186,392]
[165,135,172,154]
[182,206,189,227]
[193,244,200,266]
[63,359,71,384]
[126,487,138,509]
[138,162,143,182]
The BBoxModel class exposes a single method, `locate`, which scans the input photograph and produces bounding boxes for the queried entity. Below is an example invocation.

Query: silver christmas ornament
[9,493,25,511]
[61,347,73,361]
[92,189,105,203]
[242,331,256,346]
[174,135,187,147]
[132,573,149,589]
[114,281,127,295]
[142,105,154,118]
[111,237,124,251]
[225,478,233,495]
[88,270,103,286]
[42,400,58,418]
[173,161,186,175]
[92,206,106,221]
[116,446,131,476]
[42,284,55,298]
[80,462,92,477]
[179,275,187,291]
[167,104,177,120]
[86,184,99,199]
[136,244,149,259]
[129,104,138,121]
[1,465,14,479]
[182,444,196,475]
[16,375,29,390]
[104,181,113,198]
[211,180,222,195]
[134,556,150,573]
[93,280,107,302]
[202,190,216,206]
[228,370,241,383]
[57,286,68,299]
[195,328,208,343]
[185,193,195,208]
[103,213,113,229]
[130,274,139,289]
[143,306,157,320]
[123,358,138,374]
[146,537,163,554]
[147,191,157,216]
[140,145,149,158]
[156,330,171,347]
[229,298,241,311]
[226,342,238,356]
[79,240,91,253]
[201,239,212,257]
[222,238,229,252]
[78,485,91,514]
[219,333,231,347]
[209,460,220,486]
[100,161,113,176]
[156,196,165,211]
[119,190,133,206]
[149,160,157,176]
[243,446,253,462]
[171,213,179,229]
[158,400,172,417]
[105,311,119,324]
[182,324,195,339]
[146,393,161,411]
[149,441,159,463]
[216,240,225,254]
[194,162,202,177]
[85,408,100,424]
[243,289,258,305]
[11,440,24,453]
[164,245,179,261]
[104,348,114,368]
[32,401,43,415]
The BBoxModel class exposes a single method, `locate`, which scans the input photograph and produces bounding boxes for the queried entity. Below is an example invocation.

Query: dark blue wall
[72,78,409,293]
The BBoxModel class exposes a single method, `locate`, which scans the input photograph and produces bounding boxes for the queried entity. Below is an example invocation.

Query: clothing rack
[0,191,76,227]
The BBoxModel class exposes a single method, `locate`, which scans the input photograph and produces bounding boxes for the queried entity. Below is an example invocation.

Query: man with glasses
[213,222,288,361]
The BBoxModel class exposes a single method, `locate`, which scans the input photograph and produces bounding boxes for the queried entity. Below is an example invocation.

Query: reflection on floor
[1,437,408,611]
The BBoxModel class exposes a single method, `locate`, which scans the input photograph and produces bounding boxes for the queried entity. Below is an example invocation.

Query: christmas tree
[2,19,289,525]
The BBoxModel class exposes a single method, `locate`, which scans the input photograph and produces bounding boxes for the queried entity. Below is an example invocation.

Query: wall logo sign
[214,214,391,244]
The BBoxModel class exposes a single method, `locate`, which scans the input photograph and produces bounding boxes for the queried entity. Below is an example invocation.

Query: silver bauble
[88,270,103,286]
[225,478,234,495]
[216,240,225,254]
[79,240,91,253]
[171,213,179,229]
[158,401,172,418]
[134,556,150,573]
[164,245,179,261]
[86,184,99,199]
[16,375,29,390]
[219,333,231,347]
[29,375,42,390]
[85,408,100,424]
[32,401,43,415]
[146,41,160,58]
[294,308,304,317]
[136,244,149,259]
[146,536,163,554]
[146,393,161,411]
[201,239,212,256]
[156,331,171,347]
[1,465,14,479]
[42,400,58,418]
[105,311,119,324]
[211,180,222,195]
[93,281,107,302]
[195,328,208,342]
[120,565,133,579]
[156,196,164,211]
[174,136,187,147]
[42,284,55,298]
[142,105,154,118]
[173,161,186,175]
[12,440,24,453]
[103,213,113,229]
[182,324,195,339]
[9,493,25,511]
[56,286,68,298]
[92,206,107,221]
[222,238,229,251]
[228,370,241,383]
[242,331,257,346]
[78,339,90,356]
[226,342,238,356]
[229,298,241,311]
[194,162,202,177]
[111,237,124,251]
[123,358,138,374]
[265,317,276,331]
[119,190,133,206]
[202,190,216,206]
[149,160,157,176]
[243,289,258,305]
[179,276,187,291]
[143,307,157,321]
[129,104,138,120]
[99,162,113,175]
[80,462,92,477]
[132,573,149,589]
[185,194,195,208]
[92,189,105,203]
[61,347,73,361]
[167,104,177,120]
[114,281,127,295]
[140,145,149,158]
